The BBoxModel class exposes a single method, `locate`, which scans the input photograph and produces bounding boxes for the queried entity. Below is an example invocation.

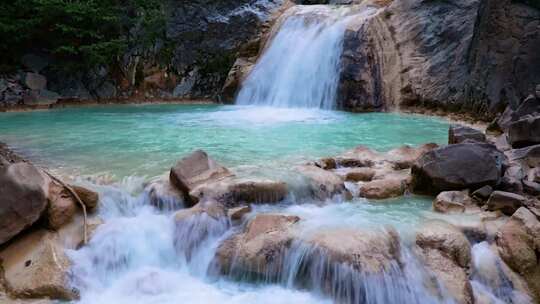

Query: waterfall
[236,6,368,109]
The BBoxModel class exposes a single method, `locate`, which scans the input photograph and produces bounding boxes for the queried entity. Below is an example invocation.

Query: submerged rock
[412,143,506,194]
[169,150,233,206]
[415,221,473,304]
[0,161,48,245]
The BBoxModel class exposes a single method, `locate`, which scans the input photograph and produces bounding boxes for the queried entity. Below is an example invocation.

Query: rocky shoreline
[1,85,539,303]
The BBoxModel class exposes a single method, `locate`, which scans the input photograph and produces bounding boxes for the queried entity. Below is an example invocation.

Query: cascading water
[236,6,373,109]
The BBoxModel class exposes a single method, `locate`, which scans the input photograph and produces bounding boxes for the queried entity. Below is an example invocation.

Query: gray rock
[536,84,540,99]
[487,191,527,215]
[508,116,540,148]
[515,95,540,119]
[523,180,540,196]
[449,125,486,144]
[412,143,506,194]
[23,89,59,106]
[23,73,47,90]
[509,144,540,168]
[471,185,493,201]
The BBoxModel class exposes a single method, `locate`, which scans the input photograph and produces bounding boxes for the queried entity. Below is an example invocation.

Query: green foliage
[0,0,166,73]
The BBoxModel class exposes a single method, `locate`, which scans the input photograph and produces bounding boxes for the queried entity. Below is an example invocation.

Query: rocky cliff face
[338,0,540,117]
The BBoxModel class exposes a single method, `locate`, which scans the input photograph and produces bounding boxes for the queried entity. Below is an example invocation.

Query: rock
[343,167,375,182]
[46,181,77,230]
[23,90,59,106]
[145,179,184,211]
[529,168,540,183]
[70,185,99,211]
[385,144,439,169]
[190,178,287,208]
[508,116,540,148]
[228,206,251,221]
[173,200,228,259]
[487,191,527,215]
[416,221,473,304]
[304,228,401,274]
[0,162,48,245]
[0,230,78,300]
[471,185,493,202]
[23,73,46,91]
[315,157,336,170]
[412,143,506,194]
[496,207,540,300]
[510,144,540,168]
[358,177,408,199]
[449,125,486,144]
[169,150,232,206]
[296,165,348,200]
[335,146,378,168]
[500,164,526,193]
[433,191,473,214]
[523,180,540,196]
[514,95,540,120]
[536,84,540,99]
[215,214,299,277]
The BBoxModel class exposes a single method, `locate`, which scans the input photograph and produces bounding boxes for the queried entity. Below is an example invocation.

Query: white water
[236,6,371,109]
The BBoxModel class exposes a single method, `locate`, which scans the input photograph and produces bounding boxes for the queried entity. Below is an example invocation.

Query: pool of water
[0,104,448,179]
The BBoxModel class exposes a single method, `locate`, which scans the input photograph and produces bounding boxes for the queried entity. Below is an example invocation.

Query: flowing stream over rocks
[0,5,533,304]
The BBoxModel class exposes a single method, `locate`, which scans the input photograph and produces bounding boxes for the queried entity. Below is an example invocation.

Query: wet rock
[170,150,233,206]
[471,185,493,202]
[23,90,59,106]
[487,191,527,216]
[315,157,336,170]
[412,143,506,194]
[304,228,401,274]
[23,73,46,91]
[0,230,77,300]
[70,185,99,211]
[342,167,375,182]
[508,116,540,148]
[228,206,251,221]
[416,221,473,304]
[449,125,486,144]
[0,162,48,245]
[174,200,226,223]
[215,214,300,277]
[46,181,77,230]
[335,146,379,168]
[496,207,540,300]
[433,191,473,214]
[145,179,184,211]
[190,178,287,208]
[358,176,408,200]
[296,165,348,200]
[385,144,439,170]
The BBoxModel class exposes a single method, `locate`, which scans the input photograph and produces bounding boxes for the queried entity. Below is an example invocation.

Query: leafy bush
[0,0,165,73]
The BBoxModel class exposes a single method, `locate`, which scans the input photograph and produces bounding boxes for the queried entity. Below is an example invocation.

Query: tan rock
[0,230,77,301]
[46,181,77,230]
[416,221,473,304]
[359,175,409,199]
[433,190,473,214]
[342,167,376,182]
[70,185,99,211]
[296,165,348,200]
[145,178,184,210]
[228,206,252,221]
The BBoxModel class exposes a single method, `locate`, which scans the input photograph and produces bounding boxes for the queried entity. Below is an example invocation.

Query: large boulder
[412,143,506,194]
[0,162,48,245]
[22,73,46,91]
[169,150,232,206]
[486,191,528,216]
[496,207,540,301]
[145,178,185,211]
[449,125,486,144]
[510,144,540,168]
[70,185,99,211]
[415,221,473,304]
[508,116,540,148]
[0,230,77,300]
[433,190,474,214]
[214,214,300,277]
[189,178,287,208]
[46,181,77,230]
[358,175,409,199]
